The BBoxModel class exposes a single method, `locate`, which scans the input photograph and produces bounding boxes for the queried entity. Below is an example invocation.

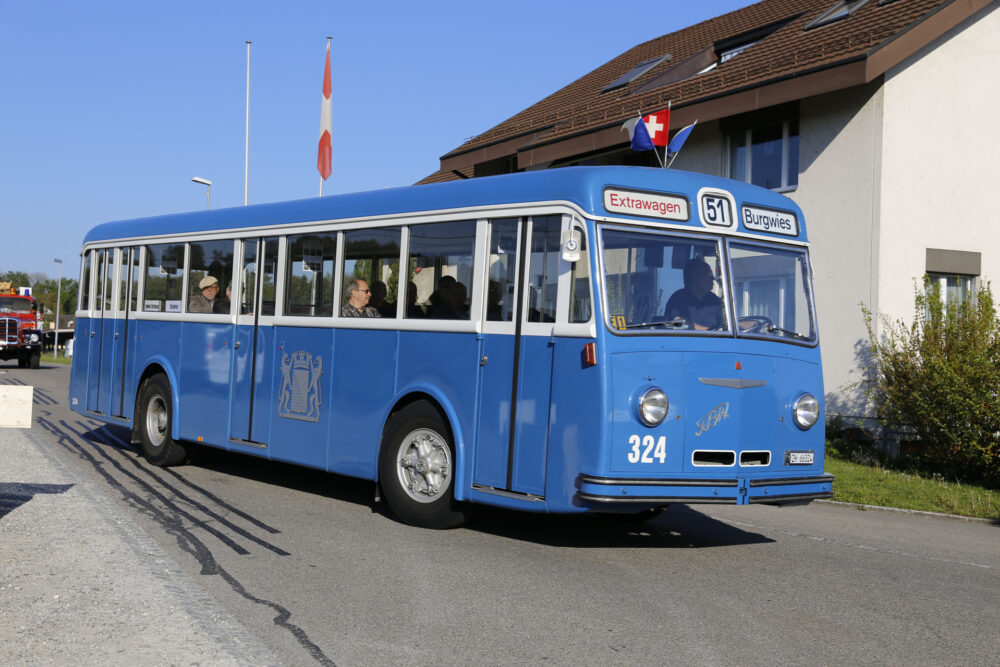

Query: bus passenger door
[230,238,278,446]
[86,249,113,414]
[109,247,138,418]
[475,216,560,497]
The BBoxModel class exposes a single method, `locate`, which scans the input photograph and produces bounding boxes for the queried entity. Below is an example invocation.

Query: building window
[926,273,977,309]
[602,55,670,93]
[925,249,980,309]
[725,119,798,191]
[805,0,871,31]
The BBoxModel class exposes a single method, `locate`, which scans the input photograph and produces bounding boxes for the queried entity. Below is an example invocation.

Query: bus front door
[109,247,138,418]
[475,217,560,498]
[86,249,113,414]
[229,238,278,446]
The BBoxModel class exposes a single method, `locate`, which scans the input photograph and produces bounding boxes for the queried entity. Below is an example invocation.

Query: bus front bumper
[576,473,834,507]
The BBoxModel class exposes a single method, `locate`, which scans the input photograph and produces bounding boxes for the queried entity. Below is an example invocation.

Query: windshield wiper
[766,325,810,340]
[620,319,687,331]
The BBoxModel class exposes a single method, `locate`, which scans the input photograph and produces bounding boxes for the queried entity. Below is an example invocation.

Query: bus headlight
[638,388,668,427]
[28,333,39,343]
[793,393,820,430]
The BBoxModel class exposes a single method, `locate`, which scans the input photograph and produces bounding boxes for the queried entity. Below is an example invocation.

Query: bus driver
[664,258,724,330]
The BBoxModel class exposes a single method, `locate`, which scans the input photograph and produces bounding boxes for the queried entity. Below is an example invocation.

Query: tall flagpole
[244,40,251,206]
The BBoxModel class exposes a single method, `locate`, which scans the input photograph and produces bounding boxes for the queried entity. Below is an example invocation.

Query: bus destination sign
[604,188,688,221]
[741,205,798,236]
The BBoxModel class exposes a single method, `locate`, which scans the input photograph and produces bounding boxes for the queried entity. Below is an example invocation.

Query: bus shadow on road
[79,425,772,547]
[462,505,774,549]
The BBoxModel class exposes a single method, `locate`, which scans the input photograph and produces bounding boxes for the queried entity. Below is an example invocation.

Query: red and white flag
[317,40,332,181]
[642,107,670,147]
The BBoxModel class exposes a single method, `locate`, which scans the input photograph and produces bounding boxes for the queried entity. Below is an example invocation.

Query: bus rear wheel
[379,402,466,529]
[136,374,188,466]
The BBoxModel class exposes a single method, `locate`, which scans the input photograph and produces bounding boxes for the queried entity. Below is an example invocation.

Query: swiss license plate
[787,451,814,465]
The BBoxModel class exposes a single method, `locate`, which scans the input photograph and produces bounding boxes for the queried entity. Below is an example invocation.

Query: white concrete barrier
[0,385,33,428]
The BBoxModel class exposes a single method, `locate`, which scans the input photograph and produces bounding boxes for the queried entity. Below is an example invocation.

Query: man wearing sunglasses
[341,278,381,318]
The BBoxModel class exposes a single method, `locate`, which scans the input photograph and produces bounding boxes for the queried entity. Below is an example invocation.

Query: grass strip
[41,354,72,366]
[826,455,1000,521]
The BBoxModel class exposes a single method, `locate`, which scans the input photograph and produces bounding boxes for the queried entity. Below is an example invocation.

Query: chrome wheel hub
[396,428,451,504]
[146,395,168,448]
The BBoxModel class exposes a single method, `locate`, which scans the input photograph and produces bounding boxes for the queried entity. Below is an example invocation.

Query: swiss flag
[643,108,670,147]
[317,41,333,181]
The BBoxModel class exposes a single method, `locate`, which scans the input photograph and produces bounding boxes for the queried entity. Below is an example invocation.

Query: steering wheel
[738,315,773,333]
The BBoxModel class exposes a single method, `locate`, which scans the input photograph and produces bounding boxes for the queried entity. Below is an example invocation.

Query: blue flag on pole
[622,115,655,151]
[667,121,697,159]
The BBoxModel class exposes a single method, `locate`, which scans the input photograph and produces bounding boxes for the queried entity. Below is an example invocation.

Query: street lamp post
[53,258,62,358]
[192,177,212,210]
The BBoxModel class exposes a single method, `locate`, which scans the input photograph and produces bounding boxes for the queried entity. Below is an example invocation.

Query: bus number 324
[627,434,667,464]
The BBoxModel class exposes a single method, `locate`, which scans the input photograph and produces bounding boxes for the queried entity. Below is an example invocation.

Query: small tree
[863,280,1000,486]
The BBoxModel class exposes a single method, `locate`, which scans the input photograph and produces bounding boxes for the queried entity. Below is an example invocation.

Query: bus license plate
[787,451,814,465]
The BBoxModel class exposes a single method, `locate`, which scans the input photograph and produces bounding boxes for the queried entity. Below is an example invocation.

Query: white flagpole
[319,36,333,197]
[662,100,671,168]
[244,40,251,206]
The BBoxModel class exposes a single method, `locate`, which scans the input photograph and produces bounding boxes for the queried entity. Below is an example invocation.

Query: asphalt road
[8,362,1000,665]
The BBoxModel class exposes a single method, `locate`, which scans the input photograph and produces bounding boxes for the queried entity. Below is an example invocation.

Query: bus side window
[342,226,401,318]
[569,228,591,323]
[286,232,337,317]
[487,218,519,322]
[143,243,184,314]
[527,216,561,323]
[405,221,475,320]
[80,250,92,312]
[187,239,235,315]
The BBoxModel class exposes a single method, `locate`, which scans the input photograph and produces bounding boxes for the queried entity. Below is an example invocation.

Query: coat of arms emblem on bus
[278,351,323,422]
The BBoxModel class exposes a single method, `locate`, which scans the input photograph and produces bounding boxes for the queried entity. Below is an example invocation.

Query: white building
[421,0,999,420]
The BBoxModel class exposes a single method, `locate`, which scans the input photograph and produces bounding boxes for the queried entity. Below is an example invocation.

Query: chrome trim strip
[698,377,767,389]
[748,473,834,487]
[578,474,738,487]
[229,438,267,450]
[578,493,737,504]
[471,485,545,502]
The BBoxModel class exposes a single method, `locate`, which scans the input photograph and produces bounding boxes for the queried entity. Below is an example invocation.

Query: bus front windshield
[601,228,816,342]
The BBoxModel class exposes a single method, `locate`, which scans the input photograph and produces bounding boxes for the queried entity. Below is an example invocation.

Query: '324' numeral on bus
[627,434,667,464]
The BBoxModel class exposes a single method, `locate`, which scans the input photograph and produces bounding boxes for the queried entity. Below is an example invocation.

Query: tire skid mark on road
[681,508,998,571]
[1,376,58,405]
[35,414,337,667]
[94,426,288,548]
[61,419,254,556]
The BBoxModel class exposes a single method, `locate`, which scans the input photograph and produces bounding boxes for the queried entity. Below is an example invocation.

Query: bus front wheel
[136,374,188,466]
[379,402,466,529]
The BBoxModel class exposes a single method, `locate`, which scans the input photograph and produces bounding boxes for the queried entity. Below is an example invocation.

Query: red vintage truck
[0,282,42,368]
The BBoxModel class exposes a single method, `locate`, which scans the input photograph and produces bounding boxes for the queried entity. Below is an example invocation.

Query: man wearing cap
[189,275,228,314]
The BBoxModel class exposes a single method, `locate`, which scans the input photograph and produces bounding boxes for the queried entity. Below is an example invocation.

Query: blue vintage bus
[70,166,832,528]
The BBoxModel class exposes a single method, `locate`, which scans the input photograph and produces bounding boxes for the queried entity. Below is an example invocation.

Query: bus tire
[379,401,466,529]
[136,374,188,466]
[28,352,40,369]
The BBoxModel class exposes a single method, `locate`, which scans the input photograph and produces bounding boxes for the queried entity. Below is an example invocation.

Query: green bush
[863,280,1000,487]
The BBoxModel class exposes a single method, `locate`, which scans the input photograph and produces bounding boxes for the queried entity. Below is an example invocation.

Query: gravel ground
[0,422,280,665]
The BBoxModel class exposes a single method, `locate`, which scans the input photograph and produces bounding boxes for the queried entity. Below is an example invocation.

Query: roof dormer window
[602,55,671,93]
[805,0,871,30]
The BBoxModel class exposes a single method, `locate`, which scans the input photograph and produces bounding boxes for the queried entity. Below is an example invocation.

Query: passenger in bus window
[370,280,395,317]
[664,258,724,330]
[189,276,228,314]
[341,279,380,317]
[405,281,424,318]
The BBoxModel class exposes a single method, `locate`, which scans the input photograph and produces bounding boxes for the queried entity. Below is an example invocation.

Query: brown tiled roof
[429,0,990,179]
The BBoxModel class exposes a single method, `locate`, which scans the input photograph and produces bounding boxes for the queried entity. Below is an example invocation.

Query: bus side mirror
[561,229,582,263]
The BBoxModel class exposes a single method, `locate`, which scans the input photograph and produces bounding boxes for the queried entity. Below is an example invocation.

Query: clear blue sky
[0,0,754,279]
